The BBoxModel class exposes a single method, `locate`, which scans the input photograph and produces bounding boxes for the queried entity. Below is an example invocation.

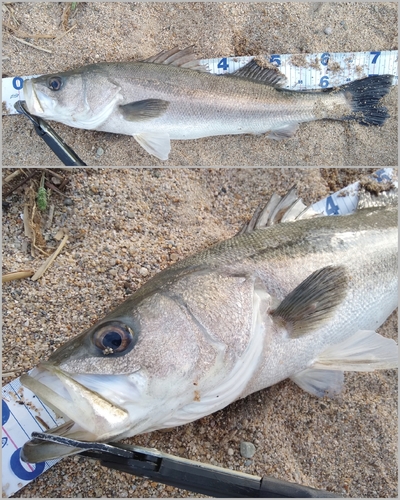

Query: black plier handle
[14,101,87,166]
[30,432,342,498]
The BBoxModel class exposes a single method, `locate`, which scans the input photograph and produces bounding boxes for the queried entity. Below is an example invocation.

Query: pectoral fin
[271,266,348,338]
[120,99,170,122]
[133,132,171,160]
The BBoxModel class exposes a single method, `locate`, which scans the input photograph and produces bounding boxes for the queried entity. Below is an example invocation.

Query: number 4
[217,58,229,71]
[326,196,340,215]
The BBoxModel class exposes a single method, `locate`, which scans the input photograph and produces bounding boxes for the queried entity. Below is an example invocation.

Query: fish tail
[340,75,394,126]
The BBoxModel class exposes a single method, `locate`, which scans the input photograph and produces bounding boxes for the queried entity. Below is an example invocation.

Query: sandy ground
[1,2,398,167]
[2,168,398,498]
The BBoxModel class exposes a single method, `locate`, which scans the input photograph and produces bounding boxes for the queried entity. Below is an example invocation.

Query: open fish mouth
[20,364,132,463]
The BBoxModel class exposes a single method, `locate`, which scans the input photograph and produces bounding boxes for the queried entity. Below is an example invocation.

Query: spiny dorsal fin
[141,46,209,72]
[230,59,287,87]
[237,187,321,235]
[271,266,348,339]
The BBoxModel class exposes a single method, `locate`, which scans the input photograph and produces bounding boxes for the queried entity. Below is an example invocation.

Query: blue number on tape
[10,449,45,480]
[12,77,24,90]
[298,80,303,84]
[326,196,340,215]
[370,51,381,64]
[319,75,329,88]
[217,58,229,71]
[270,54,281,66]
[321,52,330,65]
[2,437,8,448]
[2,399,10,425]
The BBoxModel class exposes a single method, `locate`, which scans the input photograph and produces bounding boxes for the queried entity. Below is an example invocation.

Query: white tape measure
[1,168,396,497]
[200,50,398,89]
[2,50,398,115]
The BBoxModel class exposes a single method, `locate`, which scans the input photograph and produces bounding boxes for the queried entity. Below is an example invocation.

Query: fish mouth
[20,363,132,463]
[23,79,45,115]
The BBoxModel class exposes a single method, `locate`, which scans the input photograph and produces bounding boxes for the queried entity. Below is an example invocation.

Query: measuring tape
[2,50,398,115]
[1,168,397,497]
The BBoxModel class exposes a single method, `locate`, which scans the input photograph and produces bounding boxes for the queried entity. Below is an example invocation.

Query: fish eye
[92,322,135,355]
[48,76,63,91]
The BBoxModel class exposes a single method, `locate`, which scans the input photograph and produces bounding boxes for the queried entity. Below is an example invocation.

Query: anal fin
[312,330,398,371]
[291,330,398,398]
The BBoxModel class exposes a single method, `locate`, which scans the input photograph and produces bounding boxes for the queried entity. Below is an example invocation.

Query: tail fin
[341,75,394,126]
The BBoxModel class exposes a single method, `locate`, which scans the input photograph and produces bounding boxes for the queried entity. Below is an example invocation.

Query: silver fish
[21,186,398,463]
[23,47,394,160]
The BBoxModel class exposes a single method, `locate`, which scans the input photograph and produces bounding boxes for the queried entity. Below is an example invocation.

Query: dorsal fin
[141,46,209,72]
[237,187,321,235]
[230,59,287,88]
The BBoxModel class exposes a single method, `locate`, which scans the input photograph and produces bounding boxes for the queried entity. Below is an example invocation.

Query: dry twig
[2,21,56,39]
[2,270,34,283]
[31,232,69,281]
[11,35,52,54]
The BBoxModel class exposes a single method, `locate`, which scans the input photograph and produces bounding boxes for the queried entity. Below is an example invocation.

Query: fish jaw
[20,363,146,462]
[22,364,132,437]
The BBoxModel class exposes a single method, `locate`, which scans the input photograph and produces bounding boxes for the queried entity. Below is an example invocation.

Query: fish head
[21,296,200,460]
[23,65,121,129]
[21,270,268,463]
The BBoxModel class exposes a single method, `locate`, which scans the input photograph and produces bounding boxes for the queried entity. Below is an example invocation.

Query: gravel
[2,168,397,498]
[240,442,256,459]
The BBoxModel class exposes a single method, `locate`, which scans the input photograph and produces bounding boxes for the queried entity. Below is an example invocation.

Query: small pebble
[51,176,61,185]
[227,448,234,456]
[63,198,73,206]
[170,253,179,261]
[244,459,253,466]
[140,267,149,277]
[127,211,135,219]
[96,147,104,157]
[109,268,118,276]
[324,26,332,35]
[240,441,256,458]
